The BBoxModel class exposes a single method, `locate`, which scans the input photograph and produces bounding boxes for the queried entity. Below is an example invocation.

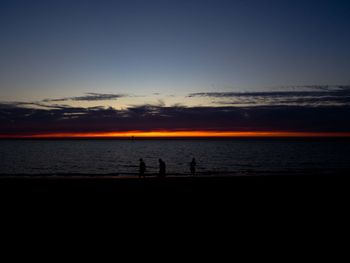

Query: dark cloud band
[1,103,350,136]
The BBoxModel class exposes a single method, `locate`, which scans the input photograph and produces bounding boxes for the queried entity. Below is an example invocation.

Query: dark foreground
[1,174,350,233]
[1,174,349,204]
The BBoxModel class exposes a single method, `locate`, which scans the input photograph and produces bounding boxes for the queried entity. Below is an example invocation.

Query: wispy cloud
[188,86,350,106]
[43,93,127,102]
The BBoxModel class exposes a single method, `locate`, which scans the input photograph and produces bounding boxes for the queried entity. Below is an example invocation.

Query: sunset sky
[1,0,350,137]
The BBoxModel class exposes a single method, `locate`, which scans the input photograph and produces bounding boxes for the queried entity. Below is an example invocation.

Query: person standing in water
[158,159,166,178]
[139,158,146,178]
[190,158,196,176]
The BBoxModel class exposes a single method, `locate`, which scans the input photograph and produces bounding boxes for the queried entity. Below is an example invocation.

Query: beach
[2,173,349,229]
[1,173,349,201]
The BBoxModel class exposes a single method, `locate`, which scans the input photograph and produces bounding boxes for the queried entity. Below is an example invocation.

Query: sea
[0,139,350,176]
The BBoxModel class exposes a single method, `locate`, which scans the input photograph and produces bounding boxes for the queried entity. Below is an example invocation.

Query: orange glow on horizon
[2,131,350,138]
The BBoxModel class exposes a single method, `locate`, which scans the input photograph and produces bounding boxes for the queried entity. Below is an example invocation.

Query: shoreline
[1,172,349,189]
[1,168,349,178]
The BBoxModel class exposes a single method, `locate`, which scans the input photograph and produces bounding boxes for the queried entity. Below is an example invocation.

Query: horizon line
[1,131,350,139]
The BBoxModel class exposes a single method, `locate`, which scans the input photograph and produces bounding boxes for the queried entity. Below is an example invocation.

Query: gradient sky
[1,0,350,136]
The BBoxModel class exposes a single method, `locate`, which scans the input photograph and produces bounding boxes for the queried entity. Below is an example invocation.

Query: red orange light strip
[2,131,350,138]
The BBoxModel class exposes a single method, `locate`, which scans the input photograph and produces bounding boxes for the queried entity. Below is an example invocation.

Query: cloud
[2,85,350,136]
[188,85,350,106]
[43,93,127,102]
[1,102,350,136]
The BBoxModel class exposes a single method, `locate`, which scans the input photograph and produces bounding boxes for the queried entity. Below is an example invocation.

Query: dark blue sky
[0,0,349,107]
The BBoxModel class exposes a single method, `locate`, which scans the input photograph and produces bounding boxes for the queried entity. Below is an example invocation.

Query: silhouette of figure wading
[190,158,196,176]
[158,159,166,177]
[139,158,146,178]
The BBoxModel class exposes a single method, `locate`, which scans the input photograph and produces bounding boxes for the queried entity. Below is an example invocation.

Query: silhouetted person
[158,159,166,178]
[139,158,146,178]
[190,158,196,176]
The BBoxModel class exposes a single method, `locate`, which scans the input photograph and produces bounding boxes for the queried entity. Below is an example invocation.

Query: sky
[0,0,350,136]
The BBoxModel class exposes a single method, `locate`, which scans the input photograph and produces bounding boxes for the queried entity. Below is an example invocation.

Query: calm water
[0,139,350,176]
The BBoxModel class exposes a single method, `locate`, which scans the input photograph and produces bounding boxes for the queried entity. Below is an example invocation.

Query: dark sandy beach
[1,173,349,203]
[1,173,349,231]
